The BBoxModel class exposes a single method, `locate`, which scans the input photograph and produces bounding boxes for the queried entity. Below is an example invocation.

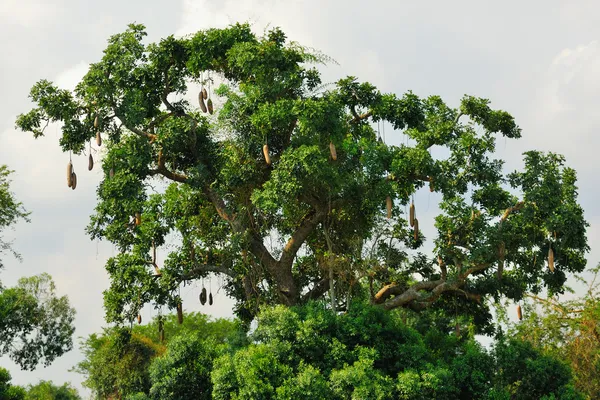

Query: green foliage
[0,368,26,400]
[148,332,219,400]
[0,273,76,370]
[75,311,240,399]
[75,328,164,399]
[208,302,581,400]
[492,337,583,400]
[24,380,81,400]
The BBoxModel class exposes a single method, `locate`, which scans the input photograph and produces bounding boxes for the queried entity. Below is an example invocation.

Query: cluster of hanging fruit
[199,286,214,306]
[65,108,104,190]
[198,86,214,115]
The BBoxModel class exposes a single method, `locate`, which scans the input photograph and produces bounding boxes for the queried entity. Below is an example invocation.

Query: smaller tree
[0,273,76,370]
[75,311,240,399]
[75,328,164,399]
[24,380,81,400]
[0,368,26,400]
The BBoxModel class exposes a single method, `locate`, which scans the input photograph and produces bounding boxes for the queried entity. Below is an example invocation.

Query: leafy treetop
[16,22,589,326]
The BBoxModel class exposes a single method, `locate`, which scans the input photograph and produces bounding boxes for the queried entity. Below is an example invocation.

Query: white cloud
[0,0,61,28]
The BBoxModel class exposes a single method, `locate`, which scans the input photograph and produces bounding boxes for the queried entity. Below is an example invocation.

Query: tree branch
[500,201,525,224]
[181,259,235,280]
[350,106,372,123]
[279,209,326,267]
[302,278,330,302]
[150,150,188,183]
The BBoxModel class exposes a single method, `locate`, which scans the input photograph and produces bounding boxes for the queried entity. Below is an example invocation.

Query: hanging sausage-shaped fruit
[198,89,207,113]
[135,212,142,226]
[200,287,207,305]
[386,196,392,219]
[497,242,505,280]
[413,218,419,241]
[96,131,102,147]
[67,161,73,188]
[329,141,337,161]
[88,154,94,171]
[71,172,77,190]
[409,202,416,227]
[176,301,183,325]
[202,87,208,100]
[263,144,271,165]
[517,304,522,321]
[209,292,213,306]
[548,246,555,272]
[207,98,214,115]
[137,314,142,324]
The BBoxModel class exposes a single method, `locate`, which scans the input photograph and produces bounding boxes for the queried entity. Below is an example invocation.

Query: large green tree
[15,23,588,325]
[0,166,76,370]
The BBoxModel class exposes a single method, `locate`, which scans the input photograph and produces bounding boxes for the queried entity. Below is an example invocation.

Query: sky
[1,0,600,397]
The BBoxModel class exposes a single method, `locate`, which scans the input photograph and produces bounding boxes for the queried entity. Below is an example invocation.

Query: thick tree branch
[112,110,157,141]
[350,105,372,123]
[279,209,326,267]
[302,278,330,302]
[151,150,188,183]
[181,259,234,280]
[500,201,525,224]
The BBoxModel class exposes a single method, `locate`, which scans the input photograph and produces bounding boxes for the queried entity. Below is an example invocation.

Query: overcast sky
[2,0,600,397]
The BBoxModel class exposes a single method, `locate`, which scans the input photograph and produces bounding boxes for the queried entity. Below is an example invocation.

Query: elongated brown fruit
[135,212,142,226]
[88,154,94,171]
[263,144,271,165]
[67,162,73,187]
[209,292,213,306]
[429,180,434,192]
[200,288,207,305]
[109,168,114,178]
[94,115,99,129]
[137,314,142,324]
[71,172,77,190]
[207,98,214,114]
[96,131,102,147]
[386,196,392,219]
[202,87,208,100]
[548,247,555,272]
[329,142,337,161]
[413,218,419,241]
[409,203,415,227]
[198,92,207,113]
[176,302,183,325]
[517,305,522,321]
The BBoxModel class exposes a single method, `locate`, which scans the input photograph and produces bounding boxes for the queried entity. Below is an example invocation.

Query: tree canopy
[15,22,589,326]
[75,304,584,400]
